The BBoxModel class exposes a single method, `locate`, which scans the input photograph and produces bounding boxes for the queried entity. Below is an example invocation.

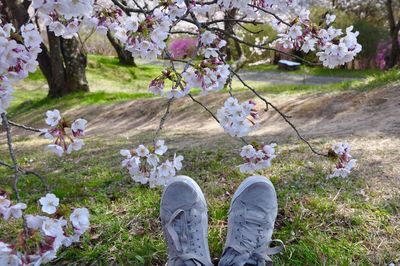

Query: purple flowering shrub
[168,38,198,59]
[375,38,400,69]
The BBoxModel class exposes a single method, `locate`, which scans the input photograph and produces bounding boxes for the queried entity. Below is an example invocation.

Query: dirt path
[237,70,357,85]
[10,83,399,141]
[62,83,398,141]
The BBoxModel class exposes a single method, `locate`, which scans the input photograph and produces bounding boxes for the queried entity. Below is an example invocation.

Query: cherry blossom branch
[1,113,29,239]
[188,93,220,123]
[248,4,291,27]
[188,93,249,145]
[0,160,50,192]
[208,26,319,66]
[229,70,328,157]
[8,120,42,132]
[153,98,174,144]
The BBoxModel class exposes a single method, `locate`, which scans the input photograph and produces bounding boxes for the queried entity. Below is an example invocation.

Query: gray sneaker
[219,175,284,266]
[160,176,213,266]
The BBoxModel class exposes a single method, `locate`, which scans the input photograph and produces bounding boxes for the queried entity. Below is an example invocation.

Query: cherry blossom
[328,142,357,178]
[0,194,90,265]
[2,203,27,220]
[0,22,41,120]
[71,118,87,137]
[70,208,90,234]
[42,110,87,156]
[239,143,277,173]
[45,110,62,127]
[155,139,168,155]
[121,140,184,188]
[326,14,336,25]
[67,139,85,154]
[0,195,27,221]
[47,144,64,157]
[39,193,60,214]
[274,10,362,69]
[217,97,259,137]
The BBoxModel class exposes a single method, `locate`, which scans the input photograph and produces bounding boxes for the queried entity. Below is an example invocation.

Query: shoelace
[232,200,284,265]
[251,239,285,266]
[166,209,212,266]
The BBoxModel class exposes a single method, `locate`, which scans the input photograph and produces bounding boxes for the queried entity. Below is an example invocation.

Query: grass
[0,135,398,265]
[26,54,165,93]
[251,69,400,94]
[2,55,399,265]
[244,64,381,78]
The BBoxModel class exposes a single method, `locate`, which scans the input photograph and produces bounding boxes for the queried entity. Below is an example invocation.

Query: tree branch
[8,120,42,132]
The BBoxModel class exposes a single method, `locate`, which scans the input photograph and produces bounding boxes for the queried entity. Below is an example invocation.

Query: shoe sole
[162,175,207,207]
[230,175,276,211]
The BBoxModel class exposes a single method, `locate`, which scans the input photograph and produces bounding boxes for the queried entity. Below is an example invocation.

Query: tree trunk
[224,9,240,61]
[388,32,400,68]
[4,0,89,98]
[386,0,400,68]
[45,31,89,98]
[107,31,136,66]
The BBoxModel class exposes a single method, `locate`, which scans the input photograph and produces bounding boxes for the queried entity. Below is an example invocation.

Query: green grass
[1,55,399,265]
[0,136,398,265]
[252,69,400,94]
[26,54,165,93]
[8,91,154,117]
[244,64,381,78]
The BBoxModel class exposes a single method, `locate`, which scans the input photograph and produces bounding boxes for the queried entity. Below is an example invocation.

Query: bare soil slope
[57,83,400,140]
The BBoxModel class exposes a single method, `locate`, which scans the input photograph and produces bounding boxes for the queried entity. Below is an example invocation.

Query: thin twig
[153,98,174,144]
[1,113,29,239]
[0,161,50,192]
[188,94,249,145]
[229,70,327,157]
[8,120,41,133]
[188,93,220,123]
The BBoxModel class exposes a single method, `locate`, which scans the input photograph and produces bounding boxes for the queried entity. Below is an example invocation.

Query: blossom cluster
[32,0,94,39]
[217,0,295,13]
[276,12,362,68]
[239,143,277,173]
[120,140,184,188]
[0,194,26,220]
[149,32,230,98]
[0,193,89,265]
[328,142,357,178]
[217,97,259,137]
[0,22,42,122]
[112,10,173,61]
[41,110,87,157]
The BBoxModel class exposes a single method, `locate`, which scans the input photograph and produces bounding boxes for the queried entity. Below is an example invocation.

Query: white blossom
[70,208,90,234]
[45,109,61,127]
[39,193,60,214]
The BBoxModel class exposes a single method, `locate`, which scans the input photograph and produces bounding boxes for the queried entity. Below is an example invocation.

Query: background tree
[3,0,89,98]
[385,0,400,68]
[107,31,136,66]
